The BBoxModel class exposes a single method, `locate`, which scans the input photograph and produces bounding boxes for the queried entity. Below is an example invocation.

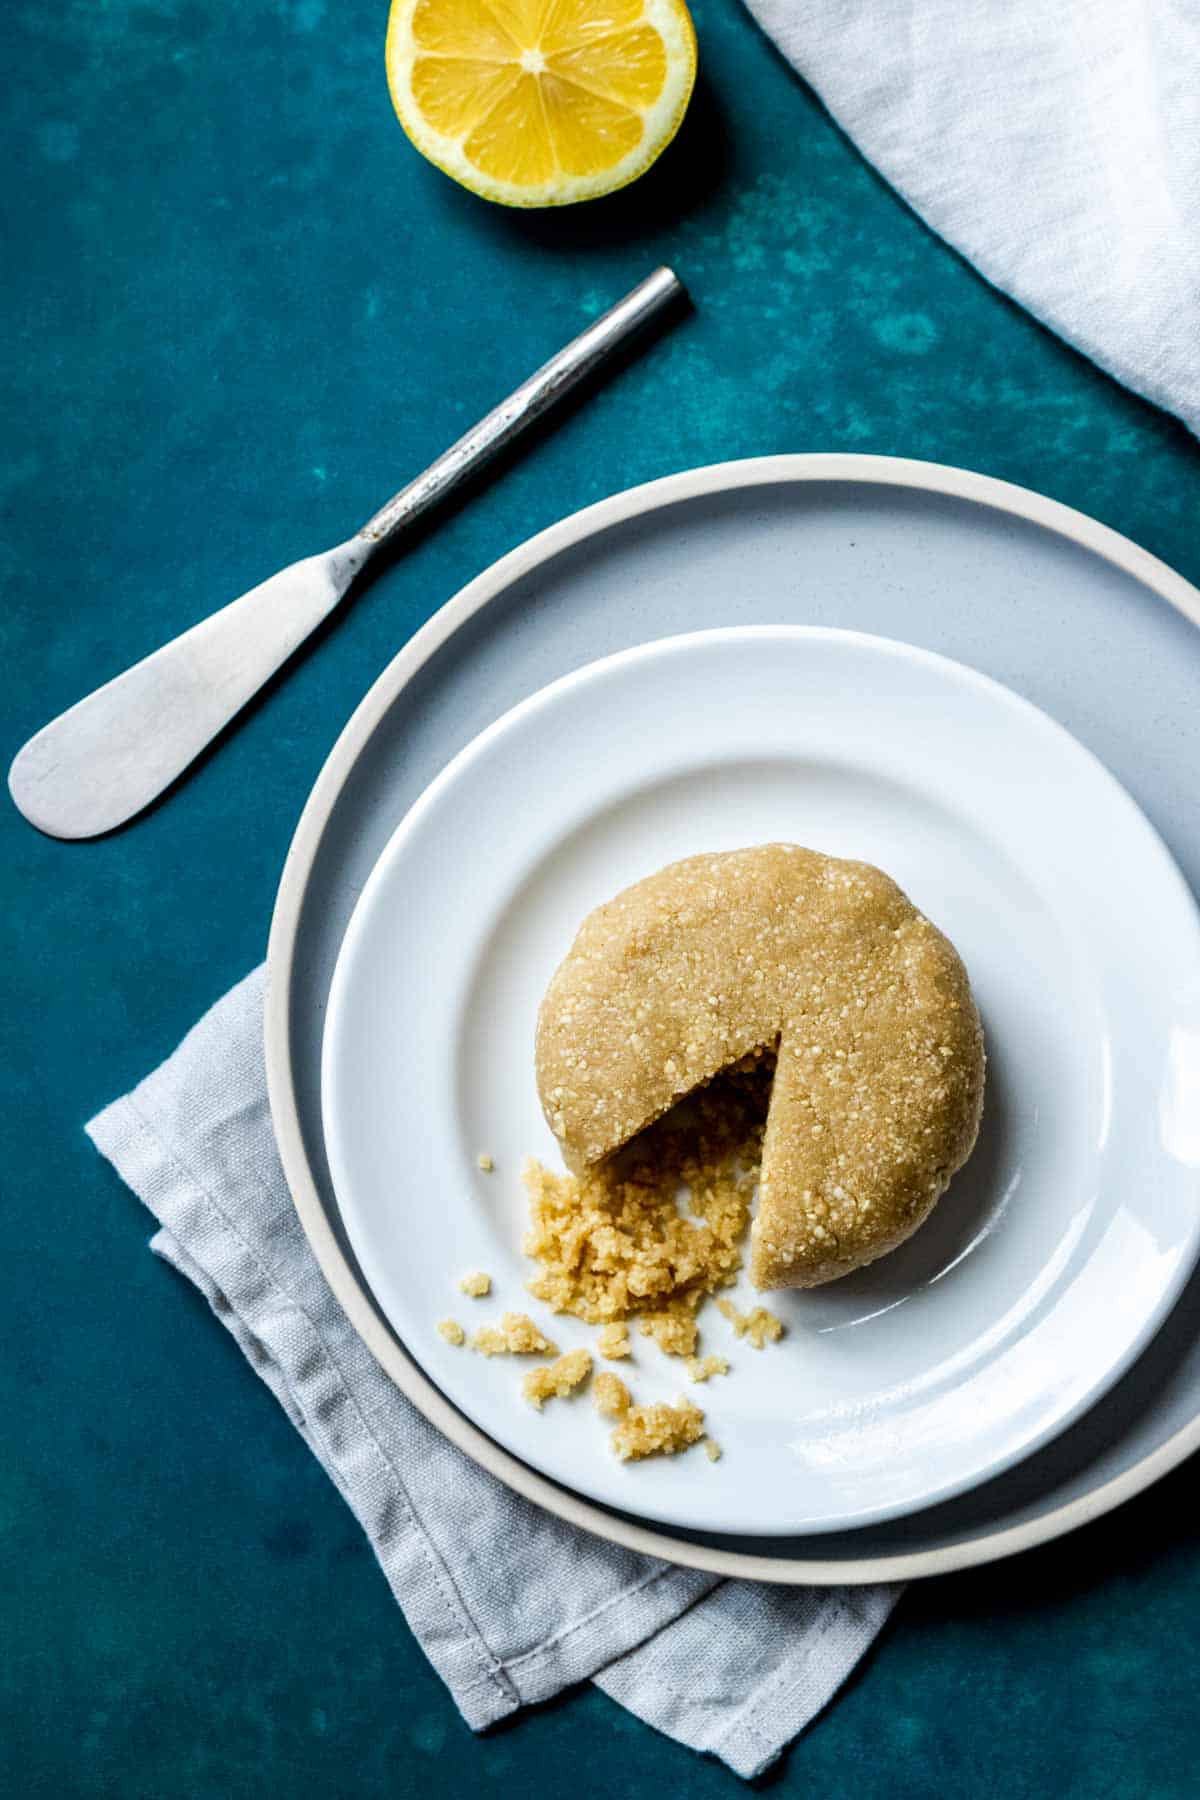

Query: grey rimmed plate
[266,454,1200,1583]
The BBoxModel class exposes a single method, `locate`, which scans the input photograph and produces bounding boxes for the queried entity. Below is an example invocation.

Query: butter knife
[9,266,684,840]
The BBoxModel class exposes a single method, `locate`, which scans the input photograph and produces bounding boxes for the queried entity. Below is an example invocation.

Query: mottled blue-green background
[4,0,1199,1794]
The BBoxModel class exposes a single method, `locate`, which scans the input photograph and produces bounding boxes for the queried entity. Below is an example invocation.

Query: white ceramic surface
[320,625,1200,1537]
[268,454,1200,1582]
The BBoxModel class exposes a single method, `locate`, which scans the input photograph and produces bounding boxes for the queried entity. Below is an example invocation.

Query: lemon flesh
[386,0,697,207]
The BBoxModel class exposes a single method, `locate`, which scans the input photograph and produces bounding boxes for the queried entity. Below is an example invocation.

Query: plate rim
[319,620,1200,1535]
[266,451,1200,1584]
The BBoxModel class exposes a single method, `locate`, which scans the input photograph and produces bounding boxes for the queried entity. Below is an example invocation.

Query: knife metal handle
[358,265,683,546]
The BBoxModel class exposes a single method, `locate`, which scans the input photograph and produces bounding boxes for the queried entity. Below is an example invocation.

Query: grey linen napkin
[87,968,900,1778]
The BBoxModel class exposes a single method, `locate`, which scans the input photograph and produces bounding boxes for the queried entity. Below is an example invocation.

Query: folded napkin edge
[85,1086,721,1726]
[85,1090,525,1727]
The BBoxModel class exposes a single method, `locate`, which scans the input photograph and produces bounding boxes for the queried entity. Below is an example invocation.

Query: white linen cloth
[743,0,1200,436]
[87,970,900,1778]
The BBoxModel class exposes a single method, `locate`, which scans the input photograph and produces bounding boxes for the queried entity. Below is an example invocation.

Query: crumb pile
[438,1066,789,1463]
[522,1060,771,1358]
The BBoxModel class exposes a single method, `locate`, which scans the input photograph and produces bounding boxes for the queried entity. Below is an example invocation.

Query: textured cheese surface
[535,845,985,1289]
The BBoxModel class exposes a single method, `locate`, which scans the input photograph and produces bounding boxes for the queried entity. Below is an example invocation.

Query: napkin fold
[743,0,1200,437]
[88,970,900,1779]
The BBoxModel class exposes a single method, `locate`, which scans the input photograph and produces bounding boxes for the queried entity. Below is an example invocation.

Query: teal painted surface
[2,1,1199,1794]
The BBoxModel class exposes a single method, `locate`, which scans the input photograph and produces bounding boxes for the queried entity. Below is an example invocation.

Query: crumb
[611,1398,705,1462]
[436,1318,465,1347]
[703,1437,722,1462]
[593,1371,633,1417]
[472,1311,557,1357]
[687,1353,729,1383]
[597,1322,631,1360]
[639,1306,701,1358]
[458,1270,491,1298]
[477,1153,495,1172]
[717,1298,784,1348]
[522,1349,592,1410]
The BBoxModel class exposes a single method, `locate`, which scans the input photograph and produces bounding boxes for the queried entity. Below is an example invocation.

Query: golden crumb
[717,1298,784,1348]
[522,1063,767,1355]
[477,1153,495,1172]
[703,1437,722,1462]
[436,1318,465,1347]
[611,1398,705,1462]
[522,1349,592,1410]
[597,1322,632,1360]
[687,1353,729,1383]
[458,1270,492,1298]
[472,1311,557,1357]
[639,1306,701,1358]
[593,1371,633,1417]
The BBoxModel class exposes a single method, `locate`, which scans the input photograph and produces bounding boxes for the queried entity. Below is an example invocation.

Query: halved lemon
[386,0,697,207]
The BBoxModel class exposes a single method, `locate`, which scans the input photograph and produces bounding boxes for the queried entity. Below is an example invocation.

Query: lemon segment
[387,0,697,206]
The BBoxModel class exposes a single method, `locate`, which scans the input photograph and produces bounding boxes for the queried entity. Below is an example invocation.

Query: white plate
[271,454,1200,1577]
[321,625,1200,1536]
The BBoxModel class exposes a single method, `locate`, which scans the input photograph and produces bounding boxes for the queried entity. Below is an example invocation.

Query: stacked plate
[266,456,1200,1581]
